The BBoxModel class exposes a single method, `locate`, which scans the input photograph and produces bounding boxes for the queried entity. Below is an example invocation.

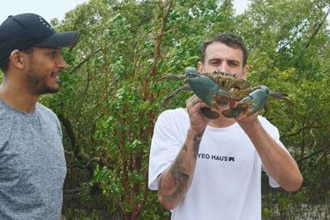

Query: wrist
[238,118,262,134]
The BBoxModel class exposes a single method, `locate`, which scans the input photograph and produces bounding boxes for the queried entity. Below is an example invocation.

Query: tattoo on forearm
[169,153,190,198]
[165,131,204,200]
[192,131,203,157]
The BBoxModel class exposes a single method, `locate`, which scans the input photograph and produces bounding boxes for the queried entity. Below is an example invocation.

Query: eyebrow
[208,58,239,63]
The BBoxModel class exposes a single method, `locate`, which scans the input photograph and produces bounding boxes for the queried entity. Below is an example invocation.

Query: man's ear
[9,50,24,68]
[242,65,249,80]
[197,61,204,72]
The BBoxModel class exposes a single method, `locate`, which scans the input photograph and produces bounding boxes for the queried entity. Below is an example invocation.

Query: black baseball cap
[0,13,79,61]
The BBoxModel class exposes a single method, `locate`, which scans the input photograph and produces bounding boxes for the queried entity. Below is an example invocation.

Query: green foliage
[34,0,330,218]
[236,0,330,218]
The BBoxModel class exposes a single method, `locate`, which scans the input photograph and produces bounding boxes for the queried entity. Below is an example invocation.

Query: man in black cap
[0,13,79,219]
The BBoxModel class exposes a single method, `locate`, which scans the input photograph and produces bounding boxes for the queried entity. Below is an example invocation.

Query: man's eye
[211,60,220,65]
[229,62,239,67]
[49,50,58,57]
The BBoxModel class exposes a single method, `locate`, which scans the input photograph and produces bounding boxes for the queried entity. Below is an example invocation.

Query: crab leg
[161,84,190,107]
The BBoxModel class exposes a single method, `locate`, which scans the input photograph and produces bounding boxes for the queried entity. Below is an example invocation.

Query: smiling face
[23,47,67,95]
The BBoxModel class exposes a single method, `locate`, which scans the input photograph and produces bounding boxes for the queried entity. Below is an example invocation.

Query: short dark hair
[0,58,9,73]
[0,47,33,73]
[200,33,248,66]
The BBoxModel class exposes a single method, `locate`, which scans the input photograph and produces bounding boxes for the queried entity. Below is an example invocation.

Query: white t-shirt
[148,108,286,220]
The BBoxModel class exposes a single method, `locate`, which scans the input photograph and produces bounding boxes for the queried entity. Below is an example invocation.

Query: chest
[0,116,66,182]
[196,127,262,179]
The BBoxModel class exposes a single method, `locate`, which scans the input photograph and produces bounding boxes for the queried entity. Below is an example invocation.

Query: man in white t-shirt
[148,33,303,220]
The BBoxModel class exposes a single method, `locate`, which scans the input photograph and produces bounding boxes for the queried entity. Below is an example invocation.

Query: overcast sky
[0,0,88,23]
[0,0,248,23]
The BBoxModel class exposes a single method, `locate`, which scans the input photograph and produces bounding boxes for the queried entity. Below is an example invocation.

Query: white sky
[0,0,248,23]
[234,0,249,15]
[0,0,88,23]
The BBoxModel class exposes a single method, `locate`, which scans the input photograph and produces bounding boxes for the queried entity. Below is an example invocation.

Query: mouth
[51,72,61,81]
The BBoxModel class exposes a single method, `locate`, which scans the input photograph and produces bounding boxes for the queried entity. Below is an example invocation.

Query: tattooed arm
[157,129,203,210]
[157,95,209,210]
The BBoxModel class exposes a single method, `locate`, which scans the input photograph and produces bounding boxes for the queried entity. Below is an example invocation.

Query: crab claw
[222,86,269,119]
[185,66,199,77]
[187,75,230,119]
[200,107,220,119]
[188,75,230,106]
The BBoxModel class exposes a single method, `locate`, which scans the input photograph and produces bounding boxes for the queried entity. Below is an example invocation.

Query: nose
[57,54,67,69]
[215,63,230,73]
[217,62,239,76]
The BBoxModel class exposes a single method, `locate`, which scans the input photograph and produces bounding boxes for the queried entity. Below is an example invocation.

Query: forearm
[157,128,203,210]
[239,119,303,192]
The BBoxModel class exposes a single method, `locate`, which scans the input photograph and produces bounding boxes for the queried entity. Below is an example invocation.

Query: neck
[208,115,236,128]
[0,83,38,113]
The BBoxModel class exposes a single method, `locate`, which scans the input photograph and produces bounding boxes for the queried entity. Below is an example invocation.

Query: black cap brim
[34,31,79,48]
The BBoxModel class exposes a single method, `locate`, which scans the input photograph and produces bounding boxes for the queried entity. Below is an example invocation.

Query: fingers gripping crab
[161,67,291,119]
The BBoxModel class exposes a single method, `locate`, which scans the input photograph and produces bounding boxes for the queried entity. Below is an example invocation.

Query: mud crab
[161,67,290,119]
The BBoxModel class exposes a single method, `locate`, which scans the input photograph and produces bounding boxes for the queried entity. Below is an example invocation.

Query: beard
[26,71,61,95]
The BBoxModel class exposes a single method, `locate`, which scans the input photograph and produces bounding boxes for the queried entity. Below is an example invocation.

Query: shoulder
[0,100,7,117]
[36,103,61,129]
[159,107,187,118]
[156,107,188,125]
[0,101,11,141]
[0,100,16,128]
[257,115,280,136]
[36,103,58,119]
[258,115,277,128]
